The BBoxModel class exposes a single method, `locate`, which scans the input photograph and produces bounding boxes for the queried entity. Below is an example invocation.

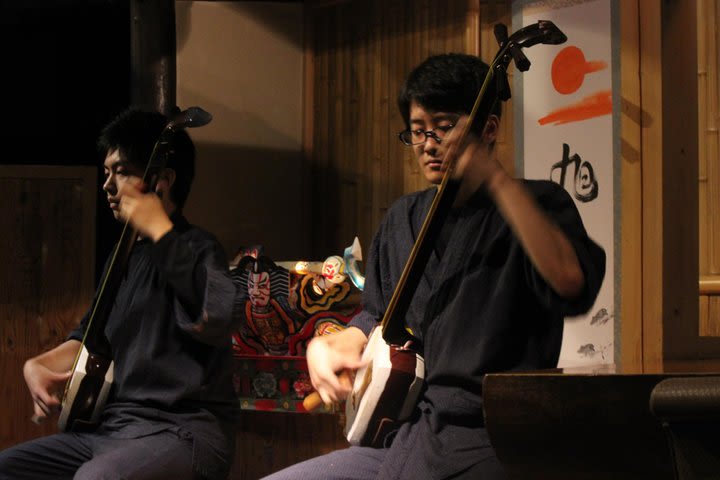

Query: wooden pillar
[130,0,176,115]
[620,0,643,372]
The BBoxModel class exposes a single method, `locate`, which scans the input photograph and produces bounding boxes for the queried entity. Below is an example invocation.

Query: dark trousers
[260,444,507,480]
[0,429,194,480]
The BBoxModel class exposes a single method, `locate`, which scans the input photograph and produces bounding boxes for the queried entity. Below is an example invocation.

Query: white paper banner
[515,0,616,367]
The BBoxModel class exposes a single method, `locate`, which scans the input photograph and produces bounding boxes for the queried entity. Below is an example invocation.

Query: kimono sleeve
[151,229,235,346]
[524,182,606,316]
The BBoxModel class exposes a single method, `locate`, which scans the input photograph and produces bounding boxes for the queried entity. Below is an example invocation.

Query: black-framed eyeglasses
[398,124,456,146]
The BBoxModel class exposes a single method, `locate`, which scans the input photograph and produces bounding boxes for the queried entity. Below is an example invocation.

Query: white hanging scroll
[514,0,618,367]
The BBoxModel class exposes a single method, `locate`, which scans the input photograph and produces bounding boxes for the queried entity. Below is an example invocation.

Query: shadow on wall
[176,2,303,52]
[184,143,310,262]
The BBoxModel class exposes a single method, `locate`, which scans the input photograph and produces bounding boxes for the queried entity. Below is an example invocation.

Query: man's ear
[156,167,176,197]
[482,115,500,145]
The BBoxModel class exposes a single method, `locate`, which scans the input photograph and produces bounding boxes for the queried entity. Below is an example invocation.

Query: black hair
[398,53,503,136]
[97,107,195,210]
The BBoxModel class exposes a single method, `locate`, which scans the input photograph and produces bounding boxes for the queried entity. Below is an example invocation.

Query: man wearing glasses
[263,53,606,480]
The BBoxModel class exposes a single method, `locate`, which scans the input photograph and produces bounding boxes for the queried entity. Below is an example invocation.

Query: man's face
[102,149,144,220]
[409,101,459,185]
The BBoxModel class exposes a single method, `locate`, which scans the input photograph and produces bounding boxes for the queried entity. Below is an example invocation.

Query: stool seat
[650,376,720,480]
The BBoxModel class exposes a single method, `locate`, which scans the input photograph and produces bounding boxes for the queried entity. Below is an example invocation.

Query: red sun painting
[538,45,611,126]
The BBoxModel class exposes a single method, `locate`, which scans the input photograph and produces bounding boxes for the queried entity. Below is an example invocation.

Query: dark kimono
[67,214,238,480]
[347,180,606,478]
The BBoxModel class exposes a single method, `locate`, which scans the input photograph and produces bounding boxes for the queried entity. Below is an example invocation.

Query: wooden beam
[130,0,176,115]
[620,0,643,372]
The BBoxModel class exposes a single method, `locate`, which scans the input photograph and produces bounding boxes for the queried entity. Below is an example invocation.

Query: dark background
[1,0,131,279]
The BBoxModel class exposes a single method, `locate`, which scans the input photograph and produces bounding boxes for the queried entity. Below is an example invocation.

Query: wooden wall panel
[305,0,512,258]
[698,0,720,336]
[230,411,347,479]
[0,166,96,449]
[620,0,643,371]
[657,0,720,361]
[638,0,665,372]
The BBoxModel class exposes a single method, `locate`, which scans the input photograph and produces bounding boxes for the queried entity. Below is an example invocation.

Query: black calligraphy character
[550,143,598,202]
